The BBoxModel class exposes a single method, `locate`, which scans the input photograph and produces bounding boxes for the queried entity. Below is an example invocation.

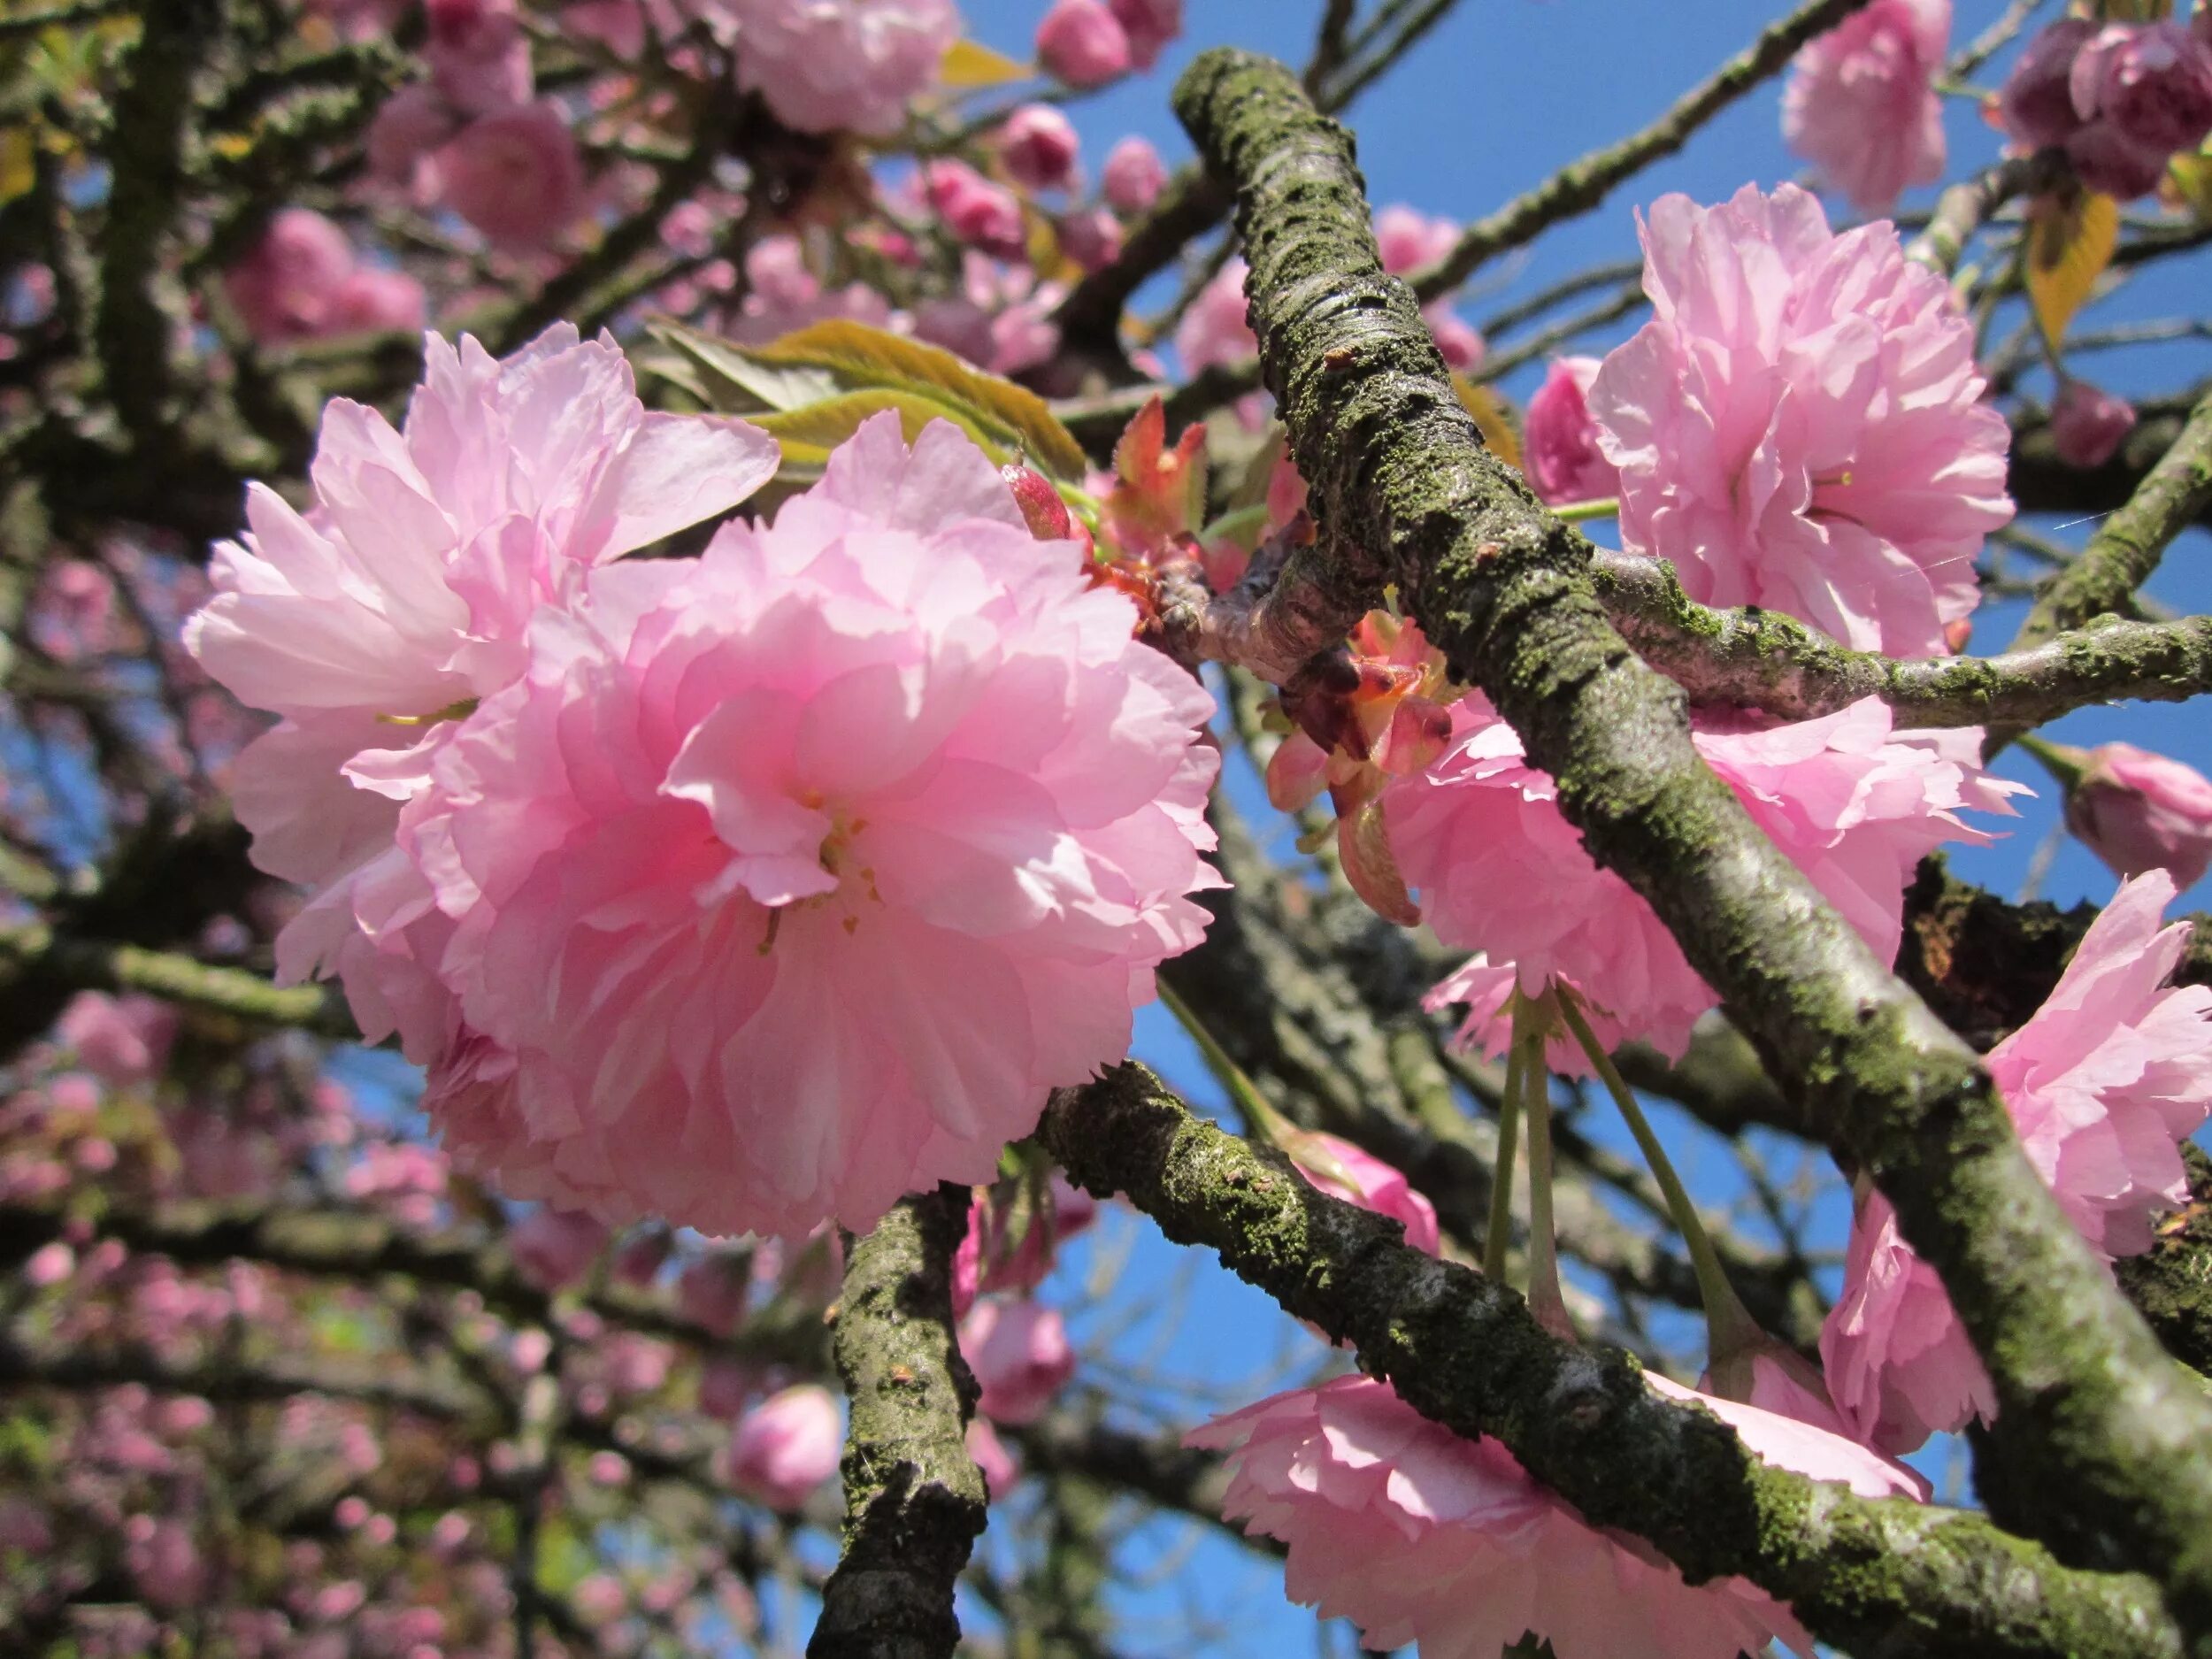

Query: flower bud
[1001,463,1092,557]
[2050,379,2138,468]
[1523,356,1621,506]
[1102,136,1168,215]
[998,104,1081,195]
[721,1385,841,1511]
[2065,741,2212,889]
[960,1298,1076,1425]
[1106,0,1179,69]
[1036,0,1131,88]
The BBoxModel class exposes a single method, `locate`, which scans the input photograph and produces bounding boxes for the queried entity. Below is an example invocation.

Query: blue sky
[942,4,2212,1654]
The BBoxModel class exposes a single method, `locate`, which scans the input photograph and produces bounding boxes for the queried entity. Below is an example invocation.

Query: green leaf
[747,319,1091,481]
[753,388,1022,479]
[645,319,843,415]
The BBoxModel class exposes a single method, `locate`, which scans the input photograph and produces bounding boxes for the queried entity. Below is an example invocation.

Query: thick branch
[1406,0,1872,300]
[1591,551,2212,727]
[0,921,354,1036]
[810,1187,986,1659]
[1176,47,2212,1636]
[1040,1068,2179,1659]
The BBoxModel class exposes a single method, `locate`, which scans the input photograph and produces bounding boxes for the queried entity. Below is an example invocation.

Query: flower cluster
[2001,13,2212,200]
[188,329,1219,1239]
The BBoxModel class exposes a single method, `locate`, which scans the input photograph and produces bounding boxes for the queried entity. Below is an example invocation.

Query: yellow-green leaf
[0,127,32,209]
[940,37,1031,89]
[754,388,1018,478]
[646,318,843,414]
[2026,189,2118,348]
[1453,375,1524,473]
[749,319,1090,481]
[2170,146,2212,224]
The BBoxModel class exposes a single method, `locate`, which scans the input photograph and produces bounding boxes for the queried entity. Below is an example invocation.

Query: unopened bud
[1002,464,1090,554]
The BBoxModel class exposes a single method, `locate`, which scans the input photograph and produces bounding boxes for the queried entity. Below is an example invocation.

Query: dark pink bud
[1036,0,1130,88]
[2000,18,2096,151]
[1002,463,1078,543]
[2050,379,2138,468]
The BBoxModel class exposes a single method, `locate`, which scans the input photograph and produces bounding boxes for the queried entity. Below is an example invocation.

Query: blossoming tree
[6,1,2212,1655]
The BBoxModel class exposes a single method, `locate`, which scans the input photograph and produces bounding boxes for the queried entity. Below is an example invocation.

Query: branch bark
[810,1187,987,1659]
[1039,1067,2180,1659]
[1173,46,2212,1641]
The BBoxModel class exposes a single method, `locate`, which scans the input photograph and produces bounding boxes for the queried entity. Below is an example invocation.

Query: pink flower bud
[1425,306,1485,373]
[439,103,588,250]
[426,0,534,115]
[1001,463,1076,541]
[2066,742,2212,889]
[1102,135,1167,215]
[507,1207,608,1291]
[2050,379,2138,468]
[1057,205,1124,272]
[1105,0,1179,70]
[124,1516,205,1610]
[1036,0,1130,88]
[960,1298,1075,1425]
[367,83,462,196]
[1523,356,1621,506]
[723,1384,841,1510]
[55,992,178,1088]
[924,160,1027,260]
[1373,204,1457,276]
[2001,18,2096,151]
[999,104,1081,194]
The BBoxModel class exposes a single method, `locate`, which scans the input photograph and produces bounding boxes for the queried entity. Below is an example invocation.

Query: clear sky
[941,4,2212,1655]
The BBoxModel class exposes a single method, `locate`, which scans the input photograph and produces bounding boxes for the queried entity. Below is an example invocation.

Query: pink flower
[22,1240,73,1287]
[1373,205,1457,275]
[327,266,429,335]
[224,210,358,343]
[1282,1130,1440,1256]
[722,1384,841,1511]
[124,1515,206,1610]
[2049,379,2138,469]
[184,326,776,1065]
[1102,135,1167,216]
[1822,1185,1997,1453]
[925,160,1028,260]
[426,0,533,115]
[2001,18,2095,151]
[404,415,1219,1237]
[2066,22,2212,199]
[507,1207,608,1290]
[719,0,957,136]
[1523,356,1620,506]
[1174,257,1256,374]
[1993,870,2212,1254]
[1825,872,2212,1451]
[999,104,1081,195]
[1399,695,2019,1064]
[962,1298,1076,1425]
[1036,0,1130,88]
[1189,1375,1920,1659]
[439,103,589,249]
[367,83,462,200]
[1590,184,2013,657]
[1781,0,1948,214]
[1106,0,1179,69]
[56,993,178,1087]
[2066,741,2212,889]
[955,1172,1099,1315]
[967,1417,1018,1499]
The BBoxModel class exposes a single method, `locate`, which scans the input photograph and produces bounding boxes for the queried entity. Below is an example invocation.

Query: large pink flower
[1824,872,2212,1452]
[1187,1373,1921,1659]
[717,0,959,136]
[404,415,1221,1236]
[1590,184,2013,657]
[185,326,778,1058]
[1781,0,1949,215]
[1397,695,2019,1064]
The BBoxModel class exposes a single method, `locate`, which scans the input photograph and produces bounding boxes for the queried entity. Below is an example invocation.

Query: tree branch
[1174,47,2212,1636]
[810,1187,987,1659]
[1040,1067,2180,1659]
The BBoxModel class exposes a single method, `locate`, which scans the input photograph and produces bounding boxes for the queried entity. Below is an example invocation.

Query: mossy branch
[1175,46,2212,1642]
[1591,551,2212,727]
[2010,387,2212,655]
[1040,1066,2181,1659]
[1405,0,1873,301]
[810,1187,986,1659]
[0,921,355,1037]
